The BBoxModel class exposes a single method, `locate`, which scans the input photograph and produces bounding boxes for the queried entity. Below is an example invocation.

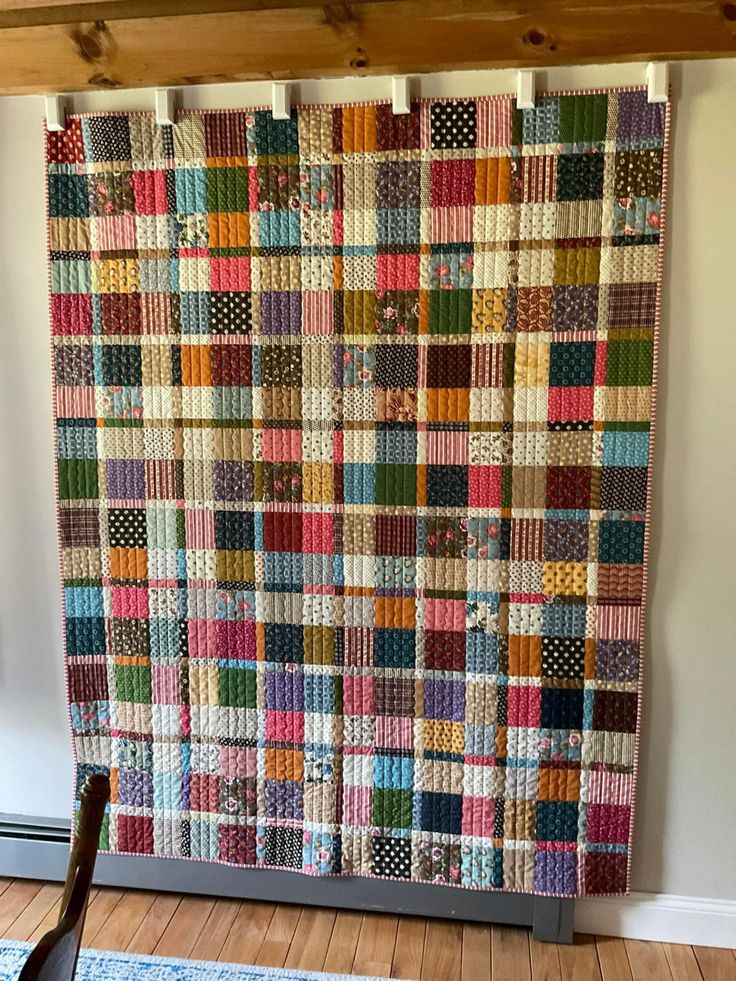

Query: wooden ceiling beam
[0,0,734,95]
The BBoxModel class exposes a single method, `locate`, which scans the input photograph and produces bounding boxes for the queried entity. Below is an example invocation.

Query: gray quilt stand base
[0,817,574,944]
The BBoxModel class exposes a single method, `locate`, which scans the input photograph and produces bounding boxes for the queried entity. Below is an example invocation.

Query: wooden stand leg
[532,897,574,944]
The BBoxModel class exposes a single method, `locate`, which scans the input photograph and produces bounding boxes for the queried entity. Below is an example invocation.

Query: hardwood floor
[0,878,733,980]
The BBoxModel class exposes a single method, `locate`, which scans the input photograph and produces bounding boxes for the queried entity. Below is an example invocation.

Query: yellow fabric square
[542,561,588,596]
[514,336,550,387]
[302,462,334,503]
[423,719,465,755]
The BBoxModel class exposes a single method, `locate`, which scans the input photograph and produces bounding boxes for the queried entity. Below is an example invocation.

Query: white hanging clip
[45,95,67,132]
[646,62,669,104]
[391,76,411,115]
[272,82,291,120]
[516,70,536,110]
[155,88,176,126]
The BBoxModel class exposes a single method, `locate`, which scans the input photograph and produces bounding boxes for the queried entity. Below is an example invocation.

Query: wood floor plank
[693,946,736,981]
[352,912,399,977]
[0,880,13,900]
[28,887,99,944]
[0,880,43,936]
[558,934,602,981]
[625,939,673,981]
[125,893,182,955]
[189,898,240,963]
[530,936,562,981]
[2,883,64,942]
[218,900,275,964]
[88,889,155,951]
[153,895,214,959]
[596,936,634,981]
[321,910,363,974]
[492,925,532,981]
[254,903,301,968]
[422,919,463,981]
[663,943,704,981]
[80,887,125,945]
[283,907,336,971]
[393,916,426,980]
[462,921,491,981]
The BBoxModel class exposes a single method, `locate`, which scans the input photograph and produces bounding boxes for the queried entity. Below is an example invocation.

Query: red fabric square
[117,814,154,854]
[343,674,375,715]
[548,386,594,422]
[132,170,169,214]
[469,466,502,507]
[262,428,302,463]
[52,294,92,336]
[219,823,256,865]
[302,513,334,554]
[461,796,495,837]
[425,630,465,671]
[210,257,251,292]
[263,511,302,552]
[376,253,420,291]
[210,345,252,386]
[546,467,592,509]
[506,685,542,727]
[583,851,628,893]
[266,710,305,743]
[216,619,256,660]
[101,294,142,335]
[430,159,476,207]
[189,772,219,812]
[586,803,631,845]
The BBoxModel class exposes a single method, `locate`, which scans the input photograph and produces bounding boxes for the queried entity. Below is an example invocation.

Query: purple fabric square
[534,850,577,896]
[117,768,153,808]
[552,286,598,331]
[260,291,301,335]
[595,640,640,682]
[616,91,666,141]
[106,459,145,499]
[264,779,304,820]
[424,679,465,721]
[265,669,304,711]
[214,461,253,501]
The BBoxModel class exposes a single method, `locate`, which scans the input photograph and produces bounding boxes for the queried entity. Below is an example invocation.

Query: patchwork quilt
[47,90,668,897]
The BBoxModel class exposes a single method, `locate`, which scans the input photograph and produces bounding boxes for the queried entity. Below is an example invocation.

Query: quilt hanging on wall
[48,89,668,898]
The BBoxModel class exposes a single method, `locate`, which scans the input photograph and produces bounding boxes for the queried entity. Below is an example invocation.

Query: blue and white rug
[0,940,395,981]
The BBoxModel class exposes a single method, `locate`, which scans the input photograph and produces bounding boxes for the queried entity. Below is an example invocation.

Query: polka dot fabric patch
[48,91,669,899]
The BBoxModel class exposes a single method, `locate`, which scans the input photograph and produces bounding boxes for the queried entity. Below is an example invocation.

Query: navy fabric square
[540,688,584,729]
[265,623,304,664]
[427,466,468,507]
[549,341,596,386]
[536,801,579,842]
[87,115,132,162]
[375,629,415,669]
[215,511,255,551]
[100,345,142,386]
[421,791,463,834]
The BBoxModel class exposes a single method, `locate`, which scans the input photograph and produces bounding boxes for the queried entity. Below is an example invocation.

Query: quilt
[47,89,669,897]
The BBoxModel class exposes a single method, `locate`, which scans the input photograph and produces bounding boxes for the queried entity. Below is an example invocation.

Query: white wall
[0,60,734,905]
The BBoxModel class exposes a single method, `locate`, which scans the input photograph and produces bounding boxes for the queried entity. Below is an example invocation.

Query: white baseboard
[576,892,736,949]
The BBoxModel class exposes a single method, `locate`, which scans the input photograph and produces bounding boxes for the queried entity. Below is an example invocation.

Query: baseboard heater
[0,814,573,944]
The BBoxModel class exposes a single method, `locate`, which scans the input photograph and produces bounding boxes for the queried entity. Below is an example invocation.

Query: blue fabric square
[66,617,107,655]
[65,586,104,618]
[465,633,499,674]
[175,169,207,214]
[259,211,301,247]
[602,431,650,468]
[375,754,414,789]
[375,628,415,668]
[344,464,375,504]
[536,801,579,842]
[420,791,463,834]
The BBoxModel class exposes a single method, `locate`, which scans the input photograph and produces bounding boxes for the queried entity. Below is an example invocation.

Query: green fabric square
[219,667,257,708]
[549,341,596,386]
[559,95,608,143]
[58,458,98,500]
[115,664,152,704]
[51,260,91,295]
[48,173,89,217]
[206,168,249,213]
[598,520,645,564]
[429,289,473,335]
[376,464,416,505]
[373,788,413,829]
[606,340,653,386]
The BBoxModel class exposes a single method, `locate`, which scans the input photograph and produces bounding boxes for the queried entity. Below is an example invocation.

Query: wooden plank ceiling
[0,0,734,95]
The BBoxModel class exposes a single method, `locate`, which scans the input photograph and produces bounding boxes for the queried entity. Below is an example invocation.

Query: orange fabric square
[475,157,512,204]
[342,106,377,153]
[376,597,416,629]
[426,388,470,422]
[109,547,147,580]
[507,635,542,677]
[181,344,212,386]
[265,748,304,782]
[208,212,250,249]
[538,767,581,802]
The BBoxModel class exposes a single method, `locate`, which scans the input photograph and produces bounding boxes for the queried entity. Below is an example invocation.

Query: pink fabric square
[425,598,466,632]
[185,509,215,549]
[477,97,513,148]
[430,159,476,207]
[587,803,631,845]
[219,745,257,780]
[266,711,305,743]
[588,769,634,805]
[506,685,541,727]
[469,466,502,507]
[595,341,608,385]
[426,429,469,465]
[52,294,92,335]
[430,206,474,244]
[262,428,302,462]
[132,170,169,215]
[188,618,217,659]
[96,216,136,251]
[303,291,333,335]
[548,386,594,422]
[210,257,251,292]
[343,675,375,716]
[302,513,334,554]
[112,586,149,619]
[152,664,180,704]
[461,796,495,837]
[343,786,372,826]
[57,386,96,417]
[375,716,414,749]
[248,166,260,211]
[216,619,256,660]
[376,253,420,291]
